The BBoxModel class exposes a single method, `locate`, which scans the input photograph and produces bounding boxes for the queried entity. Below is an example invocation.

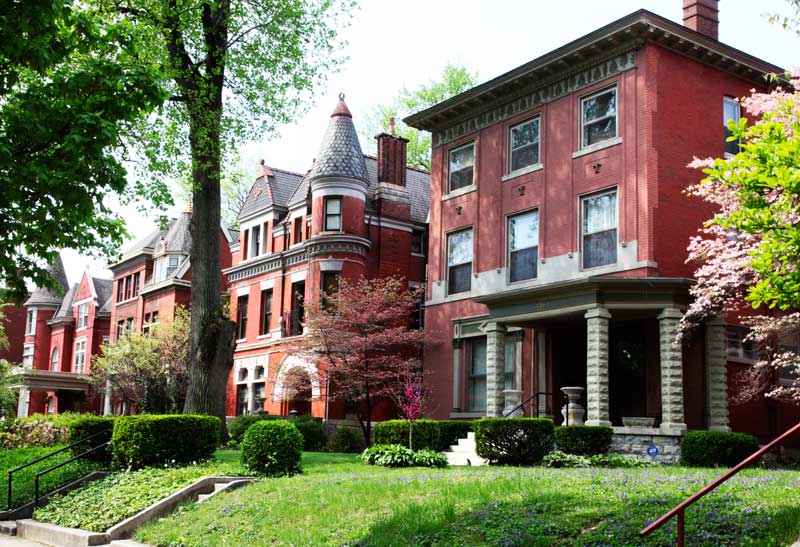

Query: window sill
[236,338,247,344]
[256,334,272,340]
[726,355,759,365]
[442,185,476,201]
[572,136,622,158]
[115,298,138,307]
[411,252,426,258]
[501,163,543,182]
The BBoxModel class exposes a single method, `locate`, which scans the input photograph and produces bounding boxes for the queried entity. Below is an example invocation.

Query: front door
[609,320,648,426]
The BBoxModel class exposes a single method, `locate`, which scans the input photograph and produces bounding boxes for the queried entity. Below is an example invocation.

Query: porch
[11,367,92,417]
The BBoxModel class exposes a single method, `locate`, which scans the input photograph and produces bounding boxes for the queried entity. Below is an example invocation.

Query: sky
[60,0,800,284]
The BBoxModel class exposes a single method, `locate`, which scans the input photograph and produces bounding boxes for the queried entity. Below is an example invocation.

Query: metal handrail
[503,391,552,418]
[6,430,108,510]
[639,421,800,546]
[34,441,110,507]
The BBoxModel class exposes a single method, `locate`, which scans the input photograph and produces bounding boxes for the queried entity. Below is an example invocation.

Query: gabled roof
[308,96,369,183]
[25,254,70,307]
[405,9,783,135]
[52,283,79,320]
[93,278,113,314]
[238,164,304,220]
[161,212,192,254]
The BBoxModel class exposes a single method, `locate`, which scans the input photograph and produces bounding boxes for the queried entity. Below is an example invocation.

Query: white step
[445,432,486,466]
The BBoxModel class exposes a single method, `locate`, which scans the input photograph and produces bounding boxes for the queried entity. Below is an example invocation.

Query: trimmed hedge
[372,419,473,451]
[474,418,554,466]
[554,425,613,456]
[241,420,303,476]
[112,415,220,469]
[227,414,280,445]
[67,416,116,463]
[680,430,760,467]
[290,416,326,451]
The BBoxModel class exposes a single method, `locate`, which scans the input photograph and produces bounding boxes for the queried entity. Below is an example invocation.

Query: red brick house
[405,1,799,459]
[15,256,112,416]
[109,207,235,342]
[224,96,429,420]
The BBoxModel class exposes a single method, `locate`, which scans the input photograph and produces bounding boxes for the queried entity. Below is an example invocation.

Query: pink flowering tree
[683,67,800,402]
[388,361,427,449]
[286,276,425,446]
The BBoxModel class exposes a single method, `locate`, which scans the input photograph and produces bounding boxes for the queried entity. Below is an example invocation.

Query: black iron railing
[6,430,108,510]
[503,391,570,423]
[34,441,110,507]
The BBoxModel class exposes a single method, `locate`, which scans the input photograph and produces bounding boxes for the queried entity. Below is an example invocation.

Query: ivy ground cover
[32,450,248,531]
[137,452,800,547]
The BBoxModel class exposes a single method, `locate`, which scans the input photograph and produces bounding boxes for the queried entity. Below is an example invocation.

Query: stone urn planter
[560,386,586,426]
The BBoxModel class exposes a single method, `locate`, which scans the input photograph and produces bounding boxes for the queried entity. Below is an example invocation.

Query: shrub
[325,426,363,453]
[290,416,326,451]
[554,425,613,456]
[112,415,220,469]
[0,418,69,448]
[241,420,303,476]
[474,418,554,466]
[680,430,760,467]
[372,419,473,451]
[588,453,659,468]
[361,444,416,467]
[227,414,279,445]
[413,448,448,468]
[542,451,591,468]
[67,416,116,463]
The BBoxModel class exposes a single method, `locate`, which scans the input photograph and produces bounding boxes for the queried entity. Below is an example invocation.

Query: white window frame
[580,187,618,270]
[508,117,541,175]
[726,325,759,363]
[251,225,261,257]
[447,142,476,194]
[723,96,741,158]
[77,303,89,329]
[506,209,540,283]
[72,337,88,374]
[50,347,59,372]
[446,227,474,296]
[22,343,34,368]
[580,86,618,149]
[25,308,37,335]
[324,197,342,232]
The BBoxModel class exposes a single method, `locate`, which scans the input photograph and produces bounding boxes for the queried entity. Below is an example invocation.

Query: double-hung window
[582,190,617,269]
[723,96,741,156]
[411,230,425,255]
[25,309,36,335]
[236,295,249,340]
[22,343,34,368]
[447,228,473,295]
[77,303,89,329]
[251,225,261,257]
[73,339,87,374]
[448,143,475,193]
[259,289,273,336]
[509,117,540,173]
[324,197,342,231]
[50,348,59,372]
[581,87,617,148]
[467,337,487,412]
[726,326,759,361]
[508,210,539,282]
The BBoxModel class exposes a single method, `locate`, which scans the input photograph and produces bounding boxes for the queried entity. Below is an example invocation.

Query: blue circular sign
[647,445,659,458]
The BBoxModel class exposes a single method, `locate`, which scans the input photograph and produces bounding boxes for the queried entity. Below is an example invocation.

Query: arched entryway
[273,355,321,416]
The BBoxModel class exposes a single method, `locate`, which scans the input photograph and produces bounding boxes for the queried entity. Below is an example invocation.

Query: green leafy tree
[92,307,191,413]
[361,64,478,170]
[0,1,169,302]
[100,0,351,432]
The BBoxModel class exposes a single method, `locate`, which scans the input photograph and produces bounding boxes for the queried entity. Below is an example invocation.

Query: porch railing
[639,421,800,546]
[503,391,569,422]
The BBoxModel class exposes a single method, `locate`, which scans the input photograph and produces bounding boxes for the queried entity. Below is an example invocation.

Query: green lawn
[135,452,800,547]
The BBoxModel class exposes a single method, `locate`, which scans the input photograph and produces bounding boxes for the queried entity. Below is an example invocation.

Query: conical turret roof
[309,94,368,183]
[24,253,70,307]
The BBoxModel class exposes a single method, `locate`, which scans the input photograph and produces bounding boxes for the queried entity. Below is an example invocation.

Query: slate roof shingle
[308,99,369,183]
[25,255,70,307]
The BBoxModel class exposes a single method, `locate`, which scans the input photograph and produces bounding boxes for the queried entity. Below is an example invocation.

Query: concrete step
[0,522,17,536]
[445,433,486,466]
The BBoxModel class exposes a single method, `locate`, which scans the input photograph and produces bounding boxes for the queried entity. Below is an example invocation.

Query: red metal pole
[677,509,684,547]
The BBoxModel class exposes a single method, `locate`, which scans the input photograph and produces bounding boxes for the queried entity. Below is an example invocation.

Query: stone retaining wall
[609,429,682,464]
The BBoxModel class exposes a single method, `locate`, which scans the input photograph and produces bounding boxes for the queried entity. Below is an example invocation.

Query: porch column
[705,316,730,431]
[585,307,612,427]
[452,339,462,411]
[17,386,30,418]
[658,308,687,433]
[485,322,506,417]
[103,379,113,416]
[247,382,256,414]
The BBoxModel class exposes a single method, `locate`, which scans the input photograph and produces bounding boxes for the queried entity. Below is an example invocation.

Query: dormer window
[154,255,180,282]
[251,225,261,257]
[77,303,89,329]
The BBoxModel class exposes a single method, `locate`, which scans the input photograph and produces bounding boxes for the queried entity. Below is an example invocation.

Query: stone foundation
[610,428,683,464]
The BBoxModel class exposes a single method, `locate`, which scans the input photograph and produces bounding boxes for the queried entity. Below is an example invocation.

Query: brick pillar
[658,308,688,433]
[705,316,730,431]
[585,308,612,427]
[452,339,462,411]
[484,322,506,417]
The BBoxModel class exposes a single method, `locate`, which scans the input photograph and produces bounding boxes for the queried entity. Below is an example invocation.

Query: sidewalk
[0,538,45,547]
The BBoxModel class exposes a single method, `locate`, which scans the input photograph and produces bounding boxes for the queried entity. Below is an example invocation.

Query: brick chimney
[375,117,409,187]
[683,0,719,40]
